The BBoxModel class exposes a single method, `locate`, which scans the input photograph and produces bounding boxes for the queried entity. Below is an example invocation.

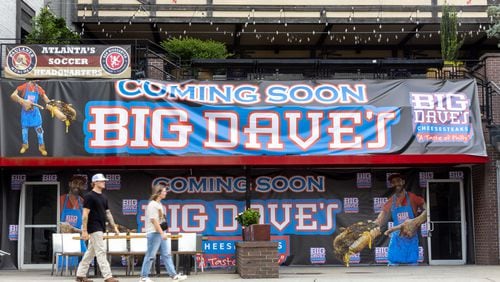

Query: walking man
[75,173,120,282]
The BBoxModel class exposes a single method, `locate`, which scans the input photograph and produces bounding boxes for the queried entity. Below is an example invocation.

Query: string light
[82,3,488,46]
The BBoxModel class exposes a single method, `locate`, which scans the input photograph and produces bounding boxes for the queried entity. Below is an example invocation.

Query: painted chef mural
[0,78,484,266]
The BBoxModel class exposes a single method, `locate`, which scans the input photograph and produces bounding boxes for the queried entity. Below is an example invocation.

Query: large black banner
[0,79,488,160]
[0,167,471,268]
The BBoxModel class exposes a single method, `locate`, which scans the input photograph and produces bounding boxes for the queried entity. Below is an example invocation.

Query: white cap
[91,173,108,182]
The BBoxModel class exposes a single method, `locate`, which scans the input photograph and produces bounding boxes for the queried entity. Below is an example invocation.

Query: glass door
[18,182,59,269]
[426,180,466,265]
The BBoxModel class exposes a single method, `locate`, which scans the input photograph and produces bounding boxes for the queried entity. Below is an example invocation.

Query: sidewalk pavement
[1,265,500,282]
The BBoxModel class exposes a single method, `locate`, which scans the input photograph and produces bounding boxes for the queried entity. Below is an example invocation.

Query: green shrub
[235,208,260,227]
[26,6,80,44]
[440,5,463,62]
[161,37,230,61]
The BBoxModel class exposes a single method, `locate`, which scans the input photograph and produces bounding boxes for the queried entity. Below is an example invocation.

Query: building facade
[0,0,499,271]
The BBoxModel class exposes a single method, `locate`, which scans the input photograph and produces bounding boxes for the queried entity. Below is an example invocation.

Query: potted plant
[160,37,231,80]
[440,4,464,77]
[235,208,270,241]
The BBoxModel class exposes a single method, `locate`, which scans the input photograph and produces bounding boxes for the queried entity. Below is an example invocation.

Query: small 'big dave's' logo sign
[373,197,388,213]
[9,225,18,240]
[105,174,121,190]
[11,174,26,190]
[356,172,372,188]
[310,247,326,264]
[100,46,129,75]
[122,199,138,215]
[375,247,388,263]
[7,46,37,75]
[343,197,359,213]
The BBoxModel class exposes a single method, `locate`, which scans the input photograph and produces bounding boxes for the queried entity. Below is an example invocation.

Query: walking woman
[139,184,187,282]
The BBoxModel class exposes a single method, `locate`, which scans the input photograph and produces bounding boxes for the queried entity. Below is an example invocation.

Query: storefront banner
[3,45,131,79]
[0,79,486,158]
[0,167,471,268]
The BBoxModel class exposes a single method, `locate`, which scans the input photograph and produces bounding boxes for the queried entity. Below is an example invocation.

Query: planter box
[236,241,279,279]
[243,224,270,241]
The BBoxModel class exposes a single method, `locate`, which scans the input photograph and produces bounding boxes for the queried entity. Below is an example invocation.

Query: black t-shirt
[83,190,109,233]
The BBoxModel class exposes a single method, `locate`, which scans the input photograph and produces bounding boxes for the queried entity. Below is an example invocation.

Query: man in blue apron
[375,173,427,265]
[10,81,51,156]
[59,175,88,271]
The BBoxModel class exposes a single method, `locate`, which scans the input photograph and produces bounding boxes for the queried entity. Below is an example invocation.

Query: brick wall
[147,57,165,80]
[473,53,500,265]
[236,241,279,278]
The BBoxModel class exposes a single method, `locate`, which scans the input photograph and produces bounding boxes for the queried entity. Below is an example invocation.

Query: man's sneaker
[75,277,93,282]
[139,278,154,282]
[171,274,187,281]
[104,277,119,282]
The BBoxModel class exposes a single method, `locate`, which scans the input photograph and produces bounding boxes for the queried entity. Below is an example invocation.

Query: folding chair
[173,233,204,275]
[105,233,130,275]
[51,233,63,276]
[60,233,84,276]
[128,233,148,275]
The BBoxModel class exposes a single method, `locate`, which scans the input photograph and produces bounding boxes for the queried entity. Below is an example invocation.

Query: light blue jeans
[140,232,177,278]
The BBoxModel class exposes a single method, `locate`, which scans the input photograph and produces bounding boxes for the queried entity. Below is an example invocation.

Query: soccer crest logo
[100,46,129,75]
[7,46,36,75]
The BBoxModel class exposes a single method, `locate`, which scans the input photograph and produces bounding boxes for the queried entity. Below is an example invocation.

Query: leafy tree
[25,6,80,44]
[487,5,500,45]
[160,37,230,62]
[440,4,463,62]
